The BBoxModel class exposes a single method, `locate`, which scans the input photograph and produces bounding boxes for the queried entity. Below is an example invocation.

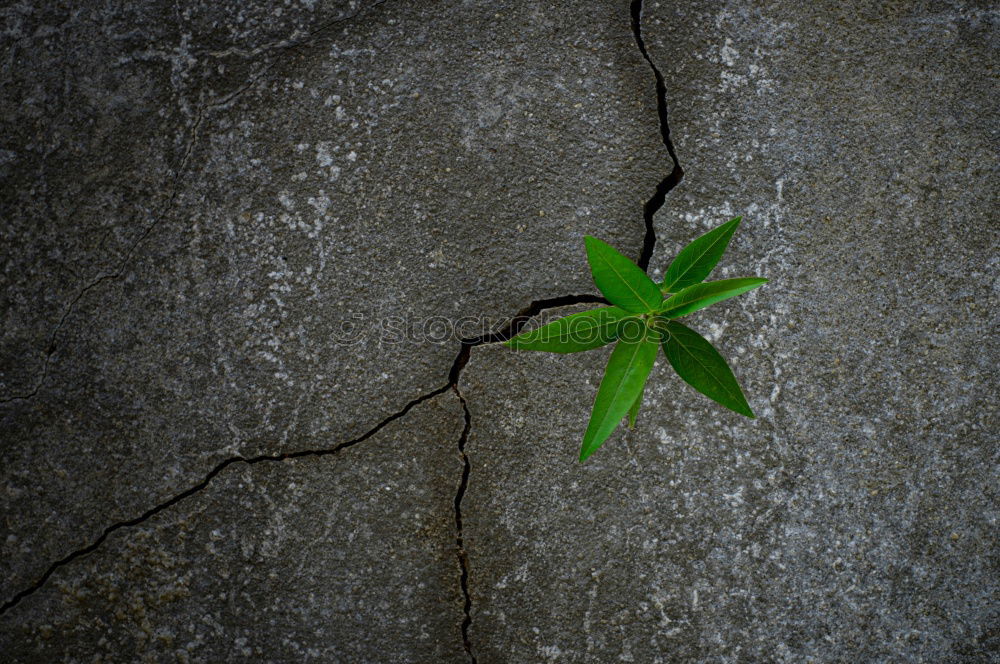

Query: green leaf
[504,306,635,353]
[627,383,645,428]
[657,278,767,319]
[661,217,742,294]
[580,333,659,461]
[584,236,663,313]
[660,320,754,418]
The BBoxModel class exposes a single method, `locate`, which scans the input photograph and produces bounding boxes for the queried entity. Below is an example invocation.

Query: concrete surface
[0,393,468,662]
[460,1,999,662]
[1,0,660,610]
[2,0,998,662]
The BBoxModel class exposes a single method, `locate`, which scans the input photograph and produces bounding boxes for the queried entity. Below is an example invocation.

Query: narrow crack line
[630,0,684,272]
[0,274,113,404]
[448,293,608,384]
[0,381,451,616]
[0,104,205,405]
[435,10,677,657]
[451,386,477,664]
[2,6,668,645]
[442,293,614,661]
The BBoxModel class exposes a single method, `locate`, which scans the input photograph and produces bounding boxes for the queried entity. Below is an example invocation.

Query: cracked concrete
[0,392,469,662]
[458,1,999,662]
[2,0,998,662]
[1,0,663,616]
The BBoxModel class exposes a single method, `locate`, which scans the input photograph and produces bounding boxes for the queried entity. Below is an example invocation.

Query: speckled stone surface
[0,0,387,398]
[2,0,998,661]
[459,1,999,662]
[0,393,467,662]
[0,0,662,607]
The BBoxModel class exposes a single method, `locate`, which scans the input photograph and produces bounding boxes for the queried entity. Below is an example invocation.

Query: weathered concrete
[0,0,387,398]
[2,0,998,661]
[0,0,663,606]
[459,1,998,662]
[0,392,468,662]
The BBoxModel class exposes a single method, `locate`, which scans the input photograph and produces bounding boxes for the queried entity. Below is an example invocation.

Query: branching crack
[630,0,684,272]
[2,9,682,664]
[0,292,601,617]
[441,291,609,660]
[449,293,607,385]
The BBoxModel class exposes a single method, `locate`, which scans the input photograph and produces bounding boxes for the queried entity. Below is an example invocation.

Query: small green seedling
[504,217,767,461]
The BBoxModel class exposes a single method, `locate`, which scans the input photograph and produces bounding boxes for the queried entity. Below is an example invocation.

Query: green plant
[504,217,767,461]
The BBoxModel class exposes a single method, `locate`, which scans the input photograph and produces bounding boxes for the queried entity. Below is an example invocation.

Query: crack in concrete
[0,287,606,616]
[1,8,684,663]
[630,0,684,272]
[0,104,205,405]
[444,7,685,655]
[0,380,453,616]
[449,293,608,385]
[452,386,477,664]
[443,295,602,658]
[0,288,601,617]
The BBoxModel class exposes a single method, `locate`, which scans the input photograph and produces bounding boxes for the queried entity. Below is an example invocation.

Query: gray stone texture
[461,1,999,662]
[0,393,468,662]
[1,0,661,606]
[2,0,998,662]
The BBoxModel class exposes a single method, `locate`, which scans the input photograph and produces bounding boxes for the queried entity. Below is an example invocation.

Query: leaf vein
[598,255,655,309]
[673,335,743,402]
